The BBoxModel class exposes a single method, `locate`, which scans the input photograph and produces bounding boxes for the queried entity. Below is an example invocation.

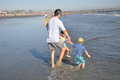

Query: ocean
[0,11,120,80]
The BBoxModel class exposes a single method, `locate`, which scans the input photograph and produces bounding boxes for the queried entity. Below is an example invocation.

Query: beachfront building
[0,11,7,17]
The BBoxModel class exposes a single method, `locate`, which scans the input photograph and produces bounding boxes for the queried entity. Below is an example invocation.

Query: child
[59,31,71,58]
[68,37,91,68]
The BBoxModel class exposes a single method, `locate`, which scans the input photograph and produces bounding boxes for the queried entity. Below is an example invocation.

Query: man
[46,9,71,68]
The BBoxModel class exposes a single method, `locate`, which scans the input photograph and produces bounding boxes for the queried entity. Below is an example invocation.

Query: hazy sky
[0,0,120,11]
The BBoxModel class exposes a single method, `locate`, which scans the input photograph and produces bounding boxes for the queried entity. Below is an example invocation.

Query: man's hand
[63,30,71,42]
[67,37,71,42]
[67,40,73,45]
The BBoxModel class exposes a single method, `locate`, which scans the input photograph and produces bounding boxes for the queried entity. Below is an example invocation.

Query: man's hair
[54,9,62,16]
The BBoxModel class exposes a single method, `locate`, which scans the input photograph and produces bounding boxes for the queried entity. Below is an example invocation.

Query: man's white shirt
[46,17,66,43]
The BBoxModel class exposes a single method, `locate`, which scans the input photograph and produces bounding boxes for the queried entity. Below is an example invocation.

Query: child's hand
[67,41,73,45]
[88,55,91,58]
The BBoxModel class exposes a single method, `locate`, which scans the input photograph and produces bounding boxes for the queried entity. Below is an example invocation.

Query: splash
[47,59,80,80]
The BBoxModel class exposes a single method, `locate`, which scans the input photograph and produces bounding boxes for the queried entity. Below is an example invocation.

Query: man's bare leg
[51,50,55,68]
[57,47,66,65]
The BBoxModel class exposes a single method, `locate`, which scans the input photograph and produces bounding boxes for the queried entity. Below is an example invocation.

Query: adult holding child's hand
[46,9,71,68]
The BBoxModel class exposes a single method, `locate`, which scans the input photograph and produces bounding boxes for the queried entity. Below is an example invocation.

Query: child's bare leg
[65,46,71,57]
[82,63,85,69]
[78,64,81,68]
[57,47,66,66]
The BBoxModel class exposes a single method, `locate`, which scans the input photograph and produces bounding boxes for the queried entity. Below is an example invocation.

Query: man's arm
[85,51,91,58]
[63,30,71,42]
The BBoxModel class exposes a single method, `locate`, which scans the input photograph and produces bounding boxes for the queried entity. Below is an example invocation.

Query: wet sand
[0,14,43,18]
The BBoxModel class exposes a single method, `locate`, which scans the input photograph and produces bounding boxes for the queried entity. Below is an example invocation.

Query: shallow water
[0,16,50,80]
[0,14,120,80]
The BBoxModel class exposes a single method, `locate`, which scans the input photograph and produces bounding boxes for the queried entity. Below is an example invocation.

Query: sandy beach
[0,14,43,18]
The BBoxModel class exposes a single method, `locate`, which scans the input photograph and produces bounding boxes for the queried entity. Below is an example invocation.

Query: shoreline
[0,14,44,18]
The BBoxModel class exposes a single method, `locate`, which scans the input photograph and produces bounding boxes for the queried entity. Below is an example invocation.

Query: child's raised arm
[85,51,91,58]
[65,38,68,41]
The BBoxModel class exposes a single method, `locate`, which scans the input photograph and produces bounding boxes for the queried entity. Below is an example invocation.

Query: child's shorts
[75,56,85,64]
